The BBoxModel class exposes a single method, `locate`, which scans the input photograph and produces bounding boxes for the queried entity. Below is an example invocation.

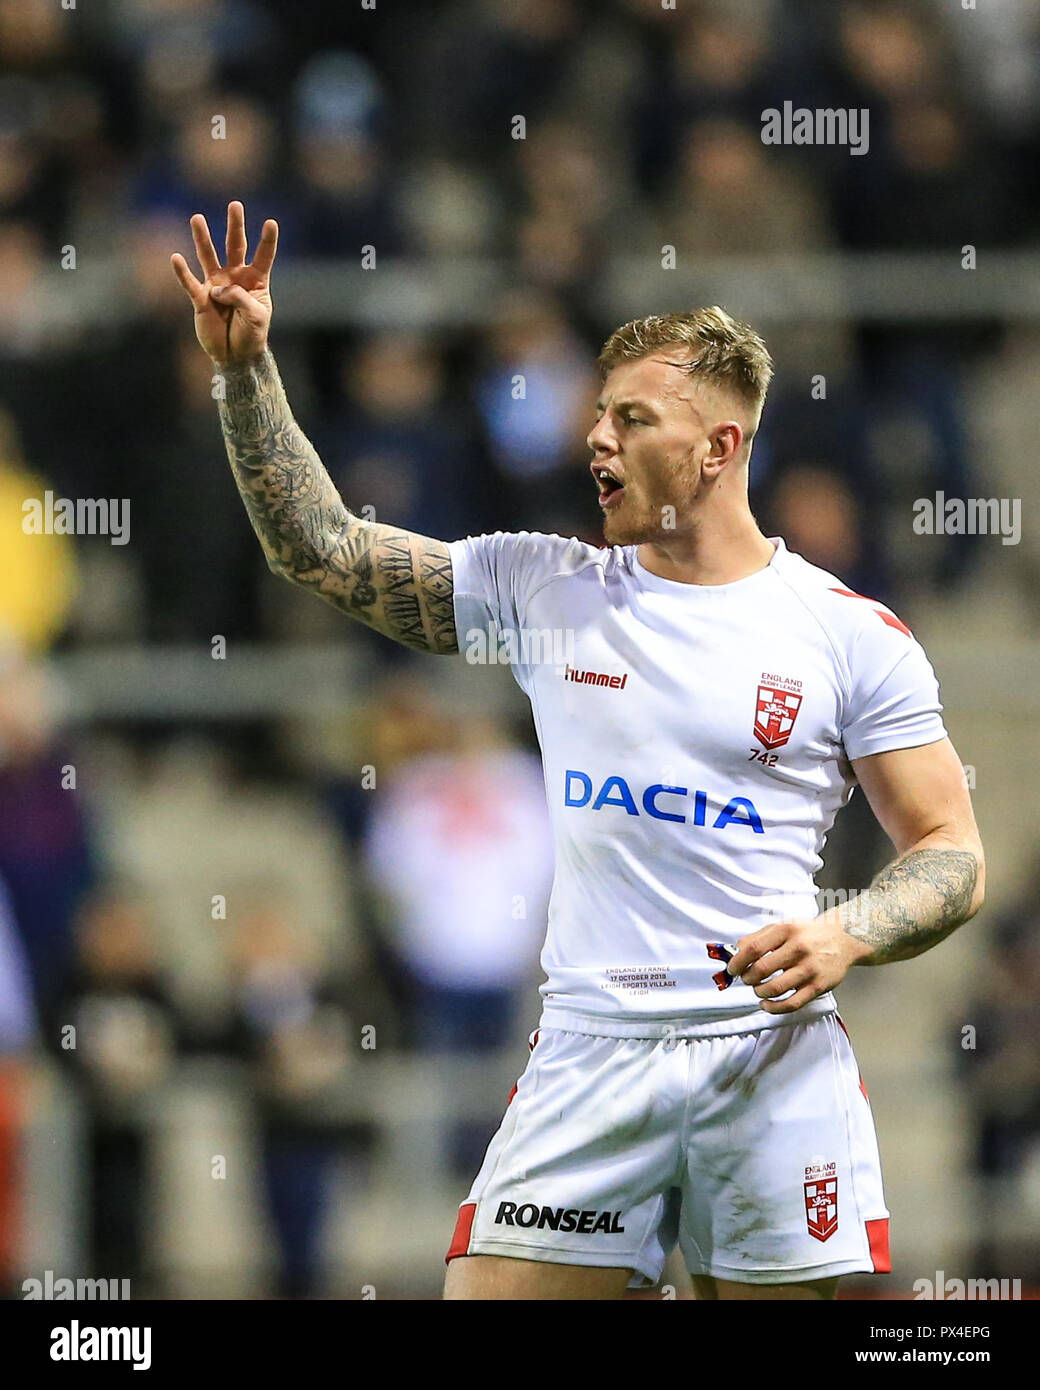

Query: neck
[636,508,775,586]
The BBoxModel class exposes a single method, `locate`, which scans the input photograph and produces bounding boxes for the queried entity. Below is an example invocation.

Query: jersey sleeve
[448,530,593,667]
[841,606,947,761]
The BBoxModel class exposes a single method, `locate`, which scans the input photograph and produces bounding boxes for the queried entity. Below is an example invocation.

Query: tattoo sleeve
[840,847,980,964]
[216,350,457,653]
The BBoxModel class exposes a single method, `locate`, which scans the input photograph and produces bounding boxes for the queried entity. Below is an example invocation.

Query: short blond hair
[597,306,773,429]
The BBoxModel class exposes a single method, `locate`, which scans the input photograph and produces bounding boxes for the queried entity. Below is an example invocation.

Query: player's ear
[704,423,741,476]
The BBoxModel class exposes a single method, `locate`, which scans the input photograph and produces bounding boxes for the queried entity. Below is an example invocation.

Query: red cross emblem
[804,1177,839,1242]
[754,683,803,750]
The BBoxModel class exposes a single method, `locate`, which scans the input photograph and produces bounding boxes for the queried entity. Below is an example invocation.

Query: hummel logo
[563,663,628,690]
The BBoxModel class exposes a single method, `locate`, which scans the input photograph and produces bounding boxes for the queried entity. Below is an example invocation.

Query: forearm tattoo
[217,350,457,653]
[841,848,980,964]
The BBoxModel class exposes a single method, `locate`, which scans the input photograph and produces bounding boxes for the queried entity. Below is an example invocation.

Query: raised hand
[171,201,279,365]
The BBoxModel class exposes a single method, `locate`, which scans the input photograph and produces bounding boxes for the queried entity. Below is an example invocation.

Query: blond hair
[597,306,773,431]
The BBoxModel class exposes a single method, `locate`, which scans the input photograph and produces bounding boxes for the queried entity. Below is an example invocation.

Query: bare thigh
[444,1255,634,1300]
[691,1274,839,1300]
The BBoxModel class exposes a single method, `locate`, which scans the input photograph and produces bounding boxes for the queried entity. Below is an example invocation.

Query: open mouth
[594,466,625,508]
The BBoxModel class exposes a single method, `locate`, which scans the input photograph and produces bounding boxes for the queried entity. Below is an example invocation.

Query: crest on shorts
[804,1162,839,1243]
[754,675,803,750]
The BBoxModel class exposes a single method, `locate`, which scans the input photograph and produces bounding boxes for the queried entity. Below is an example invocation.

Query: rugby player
[172,203,985,1301]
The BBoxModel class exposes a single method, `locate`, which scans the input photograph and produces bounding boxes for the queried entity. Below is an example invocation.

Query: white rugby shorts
[446,1013,891,1286]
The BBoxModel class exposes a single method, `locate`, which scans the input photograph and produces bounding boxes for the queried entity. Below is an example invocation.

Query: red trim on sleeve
[866,1217,891,1272]
[446,1202,477,1263]
[829,587,913,638]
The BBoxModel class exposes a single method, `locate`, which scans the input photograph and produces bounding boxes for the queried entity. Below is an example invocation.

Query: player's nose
[587,416,615,455]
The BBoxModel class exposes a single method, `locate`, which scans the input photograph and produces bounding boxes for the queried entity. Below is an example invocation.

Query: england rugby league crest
[754,674,803,750]
[804,1163,839,1243]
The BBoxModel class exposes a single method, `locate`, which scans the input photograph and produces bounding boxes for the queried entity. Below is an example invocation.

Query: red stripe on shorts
[835,1014,870,1101]
[506,1030,541,1108]
[459,1028,540,1264]
[446,1202,477,1264]
[866,1217,891,1272]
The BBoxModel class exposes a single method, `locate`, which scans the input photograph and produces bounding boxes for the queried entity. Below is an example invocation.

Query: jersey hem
[842,725,948,763]
[537,994,836,1039]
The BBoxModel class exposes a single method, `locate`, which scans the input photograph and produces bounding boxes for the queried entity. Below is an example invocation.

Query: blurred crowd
[1,0,1038,1295]
[0,0,1038,621]
[0,637,553,1295]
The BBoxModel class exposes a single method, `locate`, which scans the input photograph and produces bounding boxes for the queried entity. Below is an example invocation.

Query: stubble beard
[602,494,656,547]
[601,457,702,547]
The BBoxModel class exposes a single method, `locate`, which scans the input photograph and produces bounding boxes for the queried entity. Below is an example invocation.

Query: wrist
[842,932,877,968]
[817,907,877,968]
[823,891,878,968]
[213,347,269,374]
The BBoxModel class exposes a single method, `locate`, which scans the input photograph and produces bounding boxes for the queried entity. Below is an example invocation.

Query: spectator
[474,288,597,534]
[291,50,405,258]
[630,1,793,196]
[659,117,833,256]
[219,892,368,1299]
[955,871,1040,1282]
[764,462,889,602]
[0,871,36,1297]
[0,411,78,650]
[0,640,94,1030]
[363,706,553,1175]
[59,884,178,1290]
[134,92,294,254]
[318,330,496,548]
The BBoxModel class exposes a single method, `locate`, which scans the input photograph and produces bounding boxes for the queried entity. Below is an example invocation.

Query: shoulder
[771,542,915,654]
[449,530,615,593]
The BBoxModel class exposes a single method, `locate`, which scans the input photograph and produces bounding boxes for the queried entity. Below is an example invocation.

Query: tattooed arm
[839,738,985,964]
[171,202,457,653]
[728,737,985,1013]
[218,351,457,652]
[837,849,979,963]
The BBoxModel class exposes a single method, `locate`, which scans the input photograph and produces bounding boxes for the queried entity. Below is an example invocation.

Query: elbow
[968,846,986,920]
[956,835,985,922]
[928,825,985,922]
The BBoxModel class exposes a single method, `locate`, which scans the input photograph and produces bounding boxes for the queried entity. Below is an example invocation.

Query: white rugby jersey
[448,533,947,1038]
